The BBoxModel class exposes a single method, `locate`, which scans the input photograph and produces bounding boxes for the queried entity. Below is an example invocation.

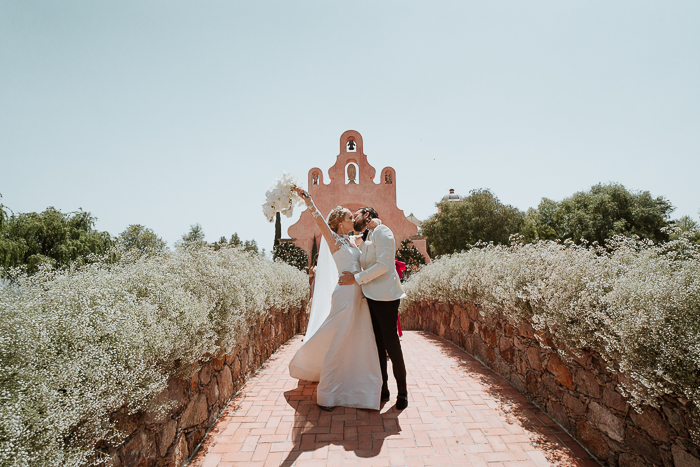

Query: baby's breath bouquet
[262,173,305,222]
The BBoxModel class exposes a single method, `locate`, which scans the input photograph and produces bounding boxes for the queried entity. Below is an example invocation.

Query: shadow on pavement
[416,330,599,466]
[281,381,401,466]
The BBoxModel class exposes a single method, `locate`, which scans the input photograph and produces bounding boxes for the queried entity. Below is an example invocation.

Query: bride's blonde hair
[327,206,347,233]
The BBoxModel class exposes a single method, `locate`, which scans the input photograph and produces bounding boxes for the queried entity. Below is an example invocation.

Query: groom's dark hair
[359,207,378,219]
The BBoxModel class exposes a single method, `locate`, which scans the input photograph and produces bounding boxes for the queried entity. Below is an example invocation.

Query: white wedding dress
[289,233,382,410]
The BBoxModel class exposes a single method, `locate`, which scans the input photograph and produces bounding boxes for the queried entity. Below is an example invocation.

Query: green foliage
[229,233,242,247]
[311,236,318,267]
[274,212,281,248]
[0,205,113,275]
[243,239,259,255]
[116,224,167,255]
[671,215,700,244]
[0,246,309,466]
[273,242,309,272]
[401,234,700,419]
[179,223,206,247]
[395,239,426,279]
[539,183,674,245]
[421,188,524,256]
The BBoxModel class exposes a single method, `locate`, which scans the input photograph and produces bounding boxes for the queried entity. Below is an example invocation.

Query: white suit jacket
[355,225,406,301]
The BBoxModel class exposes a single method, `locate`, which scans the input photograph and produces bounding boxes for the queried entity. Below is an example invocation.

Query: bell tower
[287,130,429,264]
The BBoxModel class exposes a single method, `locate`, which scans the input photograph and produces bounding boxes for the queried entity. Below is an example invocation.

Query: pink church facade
[287,130,429,264]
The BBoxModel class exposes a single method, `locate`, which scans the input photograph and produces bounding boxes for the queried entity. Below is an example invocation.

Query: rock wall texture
[401,300,700,467]
[106,306,308,467]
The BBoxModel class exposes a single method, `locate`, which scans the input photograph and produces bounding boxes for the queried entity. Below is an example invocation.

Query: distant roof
[441,190,463,201]
[406,213,422,227]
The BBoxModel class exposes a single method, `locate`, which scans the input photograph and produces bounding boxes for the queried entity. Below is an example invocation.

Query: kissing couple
[288,187,408,411]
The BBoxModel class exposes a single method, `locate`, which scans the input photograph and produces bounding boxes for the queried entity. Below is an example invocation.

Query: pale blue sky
[1,1,698,251]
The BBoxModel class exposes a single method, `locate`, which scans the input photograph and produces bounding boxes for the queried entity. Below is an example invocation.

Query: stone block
[588,401,625,442]
[603,385,628,414]
[576,420,609,460]
[543,373,564,399]
[618,453,646,467]
[121,427,157,467]
[513,336,527,352]
[626,427,662,466]
[546,354,574,390]
[662,404,685,435]
[563,392,586,417]
[233,355,242,378]
[518,321,535,339]
[574,368,600,398]
[171,434,189,467]
[212,355,226,371]
[526,371,540,396]
[180,394,207,429]
[473,337,489,364]
[158,419,177,457]
[190,368,199,391]
[480,327,497,346]
[113,408,140,438]
[486,345,496,362]
[547,400,570,431]
[672,444,700,467]
[499,345,515,365]
[630,407,670,444]
[467,303,479,321]
[206,375,220,406]
[510,373,526,393]
[199,363,211,386]
[504,323,514,337]
[526,347,542,372]
[219,365,234,405]
[515,352,528,375]
[225,348,236,366]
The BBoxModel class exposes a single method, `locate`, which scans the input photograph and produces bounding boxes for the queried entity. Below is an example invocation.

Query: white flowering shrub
[401,232,700,414]
[0,246,308,466]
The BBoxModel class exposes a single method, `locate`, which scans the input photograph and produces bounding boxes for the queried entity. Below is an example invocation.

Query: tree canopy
[116,224,167,255]
[0,205,113,274]
[421,188,524,256]
[526,183,674,245]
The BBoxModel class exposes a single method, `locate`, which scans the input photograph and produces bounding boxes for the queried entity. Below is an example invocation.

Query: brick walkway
[189,331,599,467]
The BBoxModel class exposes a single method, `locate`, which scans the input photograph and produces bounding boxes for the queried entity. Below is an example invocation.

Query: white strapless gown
[289,240,382,410]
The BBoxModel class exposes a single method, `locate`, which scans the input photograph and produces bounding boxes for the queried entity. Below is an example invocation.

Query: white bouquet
[262,173,305,222]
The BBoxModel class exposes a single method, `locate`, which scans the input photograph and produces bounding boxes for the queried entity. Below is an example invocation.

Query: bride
[288,187,382,411]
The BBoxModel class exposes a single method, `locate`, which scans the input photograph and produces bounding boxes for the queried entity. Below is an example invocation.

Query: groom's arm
[354,226,396,285]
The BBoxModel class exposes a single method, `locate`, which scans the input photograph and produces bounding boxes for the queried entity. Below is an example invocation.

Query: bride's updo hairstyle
[327,206,347,233]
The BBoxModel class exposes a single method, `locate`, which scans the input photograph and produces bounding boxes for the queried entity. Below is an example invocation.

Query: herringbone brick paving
[189,331,599,466]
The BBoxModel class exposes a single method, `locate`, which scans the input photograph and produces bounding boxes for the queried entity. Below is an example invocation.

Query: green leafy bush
[401,232,700,414]
[273,242,309,272]
[395,239,426,279]
[0,245,308,466]
[0,207,113,276]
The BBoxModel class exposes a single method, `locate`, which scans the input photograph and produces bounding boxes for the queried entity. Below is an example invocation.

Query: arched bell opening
[346,137,356,152]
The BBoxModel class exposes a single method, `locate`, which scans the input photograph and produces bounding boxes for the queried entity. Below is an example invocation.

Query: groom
[339,207,408,410]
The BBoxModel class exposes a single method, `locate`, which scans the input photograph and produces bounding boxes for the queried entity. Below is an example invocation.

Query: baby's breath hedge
[0,246,308,467]
[401,233,700,414]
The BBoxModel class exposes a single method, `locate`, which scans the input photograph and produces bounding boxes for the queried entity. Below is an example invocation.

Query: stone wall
[401,300,700,467]
[105,306,309,467]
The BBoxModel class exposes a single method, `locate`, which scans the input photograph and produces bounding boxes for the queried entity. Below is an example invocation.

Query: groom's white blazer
[354,225,406,301]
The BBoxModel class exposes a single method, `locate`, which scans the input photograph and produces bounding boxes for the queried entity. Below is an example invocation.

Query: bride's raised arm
[295,187,341,254]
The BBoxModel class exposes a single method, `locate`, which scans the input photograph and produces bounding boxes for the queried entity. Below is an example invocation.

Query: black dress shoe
[381,389,390,402]
[396,395,408,410]
[320,406,334,412]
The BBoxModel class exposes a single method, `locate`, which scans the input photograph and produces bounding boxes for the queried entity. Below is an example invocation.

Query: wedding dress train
[289,234,382,410]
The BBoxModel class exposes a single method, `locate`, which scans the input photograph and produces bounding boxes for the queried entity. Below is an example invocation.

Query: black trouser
[366,298,407,397]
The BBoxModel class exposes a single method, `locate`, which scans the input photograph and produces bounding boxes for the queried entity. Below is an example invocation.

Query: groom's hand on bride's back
[338,271,356,286]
